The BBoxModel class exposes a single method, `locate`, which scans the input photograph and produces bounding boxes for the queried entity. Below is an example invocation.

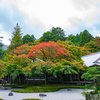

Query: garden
[0,24,100,100]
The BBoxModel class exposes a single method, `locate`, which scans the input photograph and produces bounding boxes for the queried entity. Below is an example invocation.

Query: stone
[67,89,72,91]
[8,92,13,96]
[39,93,47,96]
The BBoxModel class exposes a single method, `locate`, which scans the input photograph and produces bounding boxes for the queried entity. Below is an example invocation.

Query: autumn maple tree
[57,40,90,59]
[85,37,100,53]
[6,44,33,57]
[13,44,32,55]
[0,61,8,78]
[6,54,32,80]
[32,61,55,86]
[0,37,90,84]
[28,41,70,62]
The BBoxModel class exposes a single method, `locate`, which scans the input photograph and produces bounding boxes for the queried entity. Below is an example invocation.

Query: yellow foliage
[98,90,100,93]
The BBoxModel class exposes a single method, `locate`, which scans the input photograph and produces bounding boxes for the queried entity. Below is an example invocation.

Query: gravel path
[0,89,91,100]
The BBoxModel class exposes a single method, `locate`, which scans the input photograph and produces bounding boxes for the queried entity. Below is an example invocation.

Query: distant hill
[1,43,8,50]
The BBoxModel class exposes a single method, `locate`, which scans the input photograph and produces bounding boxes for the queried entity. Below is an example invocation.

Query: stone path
[0,89,91,100]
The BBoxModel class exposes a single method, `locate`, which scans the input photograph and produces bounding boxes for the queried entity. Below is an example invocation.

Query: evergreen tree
[82,67,100,92]
[22,34,36,44]
[66,34,76,43]
[66,30,93,46]
[75,34,80,43]
[8,23,23,50]
[0,43,4,60]
[40,27,66,42]
[79,30,94,46]
[0,37,5,60]
[50,27,66,41]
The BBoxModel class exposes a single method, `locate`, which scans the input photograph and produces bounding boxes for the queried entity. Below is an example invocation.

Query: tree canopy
[22,34,36,44]
[0,24,94,85]
[28,41,70,62]
[85,37,100,53]
[66,30,94,46]
[40,27,66,42]
[82,67,100,92]
[79,30,94,46]
[0,43,5,60]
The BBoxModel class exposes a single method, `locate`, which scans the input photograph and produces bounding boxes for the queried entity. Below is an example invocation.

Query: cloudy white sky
[0,0,100,45]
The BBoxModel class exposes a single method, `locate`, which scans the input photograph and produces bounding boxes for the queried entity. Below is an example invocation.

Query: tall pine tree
[8,23,23,51]
[0,37,4,60]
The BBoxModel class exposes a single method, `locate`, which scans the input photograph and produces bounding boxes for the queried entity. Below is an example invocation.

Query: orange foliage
[28,41,70,61]
[25,66,31,71]
[9,44,32,55]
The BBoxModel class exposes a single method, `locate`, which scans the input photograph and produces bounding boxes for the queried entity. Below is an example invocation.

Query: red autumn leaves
[28,41,70,61]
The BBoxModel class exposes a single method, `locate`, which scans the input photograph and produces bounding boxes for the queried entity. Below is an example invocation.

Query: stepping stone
[67,89,72,91]
[8,92,13,96]
[39,93,47,96]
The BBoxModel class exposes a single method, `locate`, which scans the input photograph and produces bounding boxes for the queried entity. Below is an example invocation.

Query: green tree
[66,34,76,43]
[22,34,36,44]
[75,34,80,43]
[0,61,8,78]
[5,54,32,80]
[66,30,93,46]
[8,23,23,51]
[79,30,94,46]
[50,27,66,41]
[2,44,33,82]
[66,34,81,46]
[85,37,100,53]
[40,27,66,42]
[57,40,90,60]
[33,61,54,86]
[40,31,52,42]
[0,36,5,60]
[0,43,4,60]
[82,67,100,92]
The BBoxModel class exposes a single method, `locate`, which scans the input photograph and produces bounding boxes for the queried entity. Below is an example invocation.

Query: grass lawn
[8,84,94,93]
[5,84,31,88]
[11,85,60,93]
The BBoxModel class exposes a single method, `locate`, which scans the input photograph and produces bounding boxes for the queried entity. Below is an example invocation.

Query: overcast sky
[0,0,100,45]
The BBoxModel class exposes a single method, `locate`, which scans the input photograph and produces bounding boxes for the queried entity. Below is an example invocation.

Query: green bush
[90,91,97,95]
[81,91,97,96]
[81,91,89,95]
